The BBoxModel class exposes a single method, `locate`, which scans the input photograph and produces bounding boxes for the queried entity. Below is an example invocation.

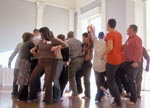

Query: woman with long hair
[29,27,67,104]
[17,32,34,101]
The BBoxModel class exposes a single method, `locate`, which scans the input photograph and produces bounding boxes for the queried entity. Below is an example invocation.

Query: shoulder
[106,32,113,40]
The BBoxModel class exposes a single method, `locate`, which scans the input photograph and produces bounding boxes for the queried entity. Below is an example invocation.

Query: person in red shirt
[101,19,124,106]
[123,24,143,105]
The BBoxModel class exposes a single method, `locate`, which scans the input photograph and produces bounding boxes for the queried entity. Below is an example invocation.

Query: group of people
[8,18,149,106]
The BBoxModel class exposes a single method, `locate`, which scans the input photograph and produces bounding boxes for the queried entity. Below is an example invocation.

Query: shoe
[81,96,90,100]
[27,98,38,103]
[65,90,71,93]
[100,86,109,95]
[124,94,130,98]
[11,92,18,97]
[17,97,27,101]
[127,101,136,105]
[53,99,63,103]
[42,100,53,105]
[111,101,122,106]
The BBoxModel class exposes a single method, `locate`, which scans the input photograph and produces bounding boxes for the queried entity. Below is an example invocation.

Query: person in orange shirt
[101,19,124,106]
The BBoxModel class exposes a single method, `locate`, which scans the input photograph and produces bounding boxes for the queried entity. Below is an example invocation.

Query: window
[81,16,102,37]
[0,50,16,68]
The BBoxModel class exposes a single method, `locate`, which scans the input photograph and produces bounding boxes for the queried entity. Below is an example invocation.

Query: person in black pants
[59,47,69,96]
[76,32,93,99]
[116,63,131,96]
[123,24,143,105]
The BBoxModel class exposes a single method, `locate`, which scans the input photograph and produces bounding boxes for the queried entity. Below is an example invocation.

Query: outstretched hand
[87,25,95,36]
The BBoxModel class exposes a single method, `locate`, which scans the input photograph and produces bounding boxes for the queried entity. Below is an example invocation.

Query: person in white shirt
[30,29,42,93]
[92,30,107,102]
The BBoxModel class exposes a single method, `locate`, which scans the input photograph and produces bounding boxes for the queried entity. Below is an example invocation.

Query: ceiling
[26,0,76,9]
[25,0,96,10]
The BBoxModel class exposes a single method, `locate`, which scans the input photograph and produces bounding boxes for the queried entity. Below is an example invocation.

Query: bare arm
[101,40,113,60]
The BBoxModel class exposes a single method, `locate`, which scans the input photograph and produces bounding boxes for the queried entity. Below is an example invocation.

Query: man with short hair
[123,24,143,105]
[66,31,83,99]
[101,19,124,106]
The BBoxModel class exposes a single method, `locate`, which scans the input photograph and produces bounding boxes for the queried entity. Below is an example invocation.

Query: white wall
[106,0,127,42]
[0,0,70,52]
[43,5,69,37]
[0,0,37,52]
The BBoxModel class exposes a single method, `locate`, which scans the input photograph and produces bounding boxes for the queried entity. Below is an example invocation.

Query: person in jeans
[29,27,67,104]
[101,19,124,106]
[8,42,23,97]
[75,32,93,99]
[91,30,107,102]
[123,24,143,105]
[66,31,83,99]
[53,34,68,102]
[136,47,149,99]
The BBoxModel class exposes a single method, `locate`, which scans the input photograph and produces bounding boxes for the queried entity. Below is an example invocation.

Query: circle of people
[8,18,149,106]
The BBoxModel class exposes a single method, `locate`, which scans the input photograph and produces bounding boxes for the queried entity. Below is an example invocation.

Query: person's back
[106,31,124,65]
[93,39,106,72]
[67,38,83,59]
[20,41,34,61]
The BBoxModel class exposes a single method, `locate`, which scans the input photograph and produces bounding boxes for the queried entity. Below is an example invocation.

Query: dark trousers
[136,62,143,97]
[116,64,130,94]
[18,85,28,100]
[12,68,19,96]
[124,62,139,103]
[76,61,92,98]
[94,71,107,101]
[106,63,121,104]
[30,59,41,92]
[29,58,56,102]
[59,65,69,97]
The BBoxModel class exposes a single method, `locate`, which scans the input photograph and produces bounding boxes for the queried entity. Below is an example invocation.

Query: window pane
[90,17,102,36]
[0,50,16,68]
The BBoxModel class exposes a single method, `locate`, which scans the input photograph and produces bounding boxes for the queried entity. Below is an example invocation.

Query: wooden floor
[0,86,150,108]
